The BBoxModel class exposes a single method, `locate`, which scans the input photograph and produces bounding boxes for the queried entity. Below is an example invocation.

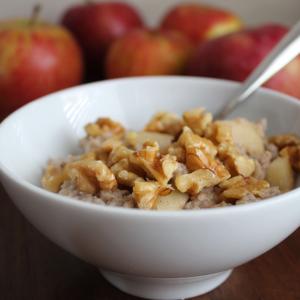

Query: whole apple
[0,18,83,118]
[61,1,144,81]
[105,29,193,78]
[160,3,242,47]
[186,24,300,99]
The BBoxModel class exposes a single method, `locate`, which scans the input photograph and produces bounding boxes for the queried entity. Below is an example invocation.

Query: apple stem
[29,4,42,26]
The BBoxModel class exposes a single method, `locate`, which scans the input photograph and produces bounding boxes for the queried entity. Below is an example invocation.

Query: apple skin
[0,20,83,117]
[160,3,242,46]
[105,29,193,79]
[61,2,144,81]
[186,24,300,99]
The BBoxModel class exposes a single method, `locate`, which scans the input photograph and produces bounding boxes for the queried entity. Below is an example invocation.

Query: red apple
[0,13,83,118]
[160,3,242,47]
[61,1,144,81]
[186,24,300,99]
[105,29,193,78]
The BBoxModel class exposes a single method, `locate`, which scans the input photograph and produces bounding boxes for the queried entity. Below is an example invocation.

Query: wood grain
[0,183,299,300]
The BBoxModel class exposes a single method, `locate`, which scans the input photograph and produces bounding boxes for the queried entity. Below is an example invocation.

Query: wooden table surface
[0,182,299,300]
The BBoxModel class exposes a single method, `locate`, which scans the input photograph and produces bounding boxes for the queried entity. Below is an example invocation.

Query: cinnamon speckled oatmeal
[41,108,300,210]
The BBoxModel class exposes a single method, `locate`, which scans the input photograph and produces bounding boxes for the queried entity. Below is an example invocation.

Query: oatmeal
[41,108,300,210]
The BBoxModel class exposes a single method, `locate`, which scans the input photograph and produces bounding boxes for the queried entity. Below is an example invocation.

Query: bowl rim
[1,76,300,217]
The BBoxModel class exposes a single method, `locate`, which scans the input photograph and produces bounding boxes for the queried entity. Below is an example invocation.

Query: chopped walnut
[183,108,213,136]
[66,160,117,194]
[85,117,125,138]
[219,176,270,202]
[218,143,255,177]
[177,127,230,179]
[168,142,186,162]
[116,170,143,187]
[133,141,178,185]
[175,169,223,195]
[138,140,160,161]
[110,158,130,175]
[91,137,124,163]
[133,181,171,209]
[80,152,97,161]
[270,134,300,149]
[144,112,183,136]
[110,157,143,187]
[107,145,134,167]
[42,162,67,192]
[178,127,217,157]
[206,120,233,144]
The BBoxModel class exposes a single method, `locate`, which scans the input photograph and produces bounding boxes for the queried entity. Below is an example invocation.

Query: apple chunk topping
[266,156,294,192]
[208,118,265,158]
[155,191,189,211]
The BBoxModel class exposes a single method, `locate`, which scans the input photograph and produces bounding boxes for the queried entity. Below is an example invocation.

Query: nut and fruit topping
[42,107,300,210]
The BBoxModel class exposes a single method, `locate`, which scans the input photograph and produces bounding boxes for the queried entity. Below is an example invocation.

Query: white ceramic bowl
[0,77,300,300]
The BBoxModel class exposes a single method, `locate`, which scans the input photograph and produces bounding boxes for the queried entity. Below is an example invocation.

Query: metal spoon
[216,20,300,119]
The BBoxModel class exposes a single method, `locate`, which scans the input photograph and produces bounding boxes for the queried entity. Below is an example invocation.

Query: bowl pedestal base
[100,269,232,300]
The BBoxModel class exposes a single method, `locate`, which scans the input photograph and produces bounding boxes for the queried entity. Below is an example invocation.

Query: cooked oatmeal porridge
[41,108,300,210]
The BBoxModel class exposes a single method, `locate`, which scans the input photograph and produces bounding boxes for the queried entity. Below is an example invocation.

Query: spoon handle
[217,20,300,119]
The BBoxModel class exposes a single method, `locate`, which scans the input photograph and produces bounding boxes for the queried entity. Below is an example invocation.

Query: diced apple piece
[266,156,294,192]
[231,119,265,158]
[156,190,189,211]
[126,131,173,153]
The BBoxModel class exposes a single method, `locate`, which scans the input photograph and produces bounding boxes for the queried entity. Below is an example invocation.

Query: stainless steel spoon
[216,20,300,119]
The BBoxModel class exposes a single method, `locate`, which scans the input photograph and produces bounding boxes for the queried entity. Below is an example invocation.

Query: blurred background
[1,0,300,119]
[2,0,300,25]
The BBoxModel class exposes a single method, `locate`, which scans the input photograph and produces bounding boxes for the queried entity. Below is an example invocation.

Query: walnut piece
[110,154,143,187]
[133,181,171,209]
[85,117,125,138]
[66,160,117,194]
[107,145,133,167]
[219,176,270,201]
[206,120,233,144]
[269,134,300,150]
[42,162,67,193]
[133,141,178,185]
[144,112,183,136]
[116,170,143,187]
[175,169,222,195]
[266,156,294,192]
[110,158,130,175]
[93,137,123,163]
[168,142,186,163]
[178,127,217,157]
[218,143,255,177]
[183,107,213,136]
[177,127,230,180]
